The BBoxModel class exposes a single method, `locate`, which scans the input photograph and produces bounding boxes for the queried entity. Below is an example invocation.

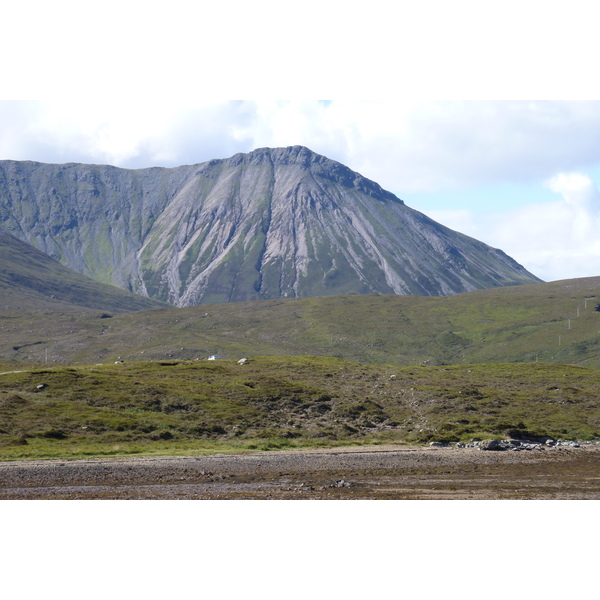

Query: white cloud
[545,172,597,210]
[426,172,600,282]
[4,101,600,195]
[0,100,255,168]
[220,101,600,196]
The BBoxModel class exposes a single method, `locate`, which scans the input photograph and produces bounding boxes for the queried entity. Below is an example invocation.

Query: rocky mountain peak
[0,149,541,306]
[226,145,319,167]
[222,146,402,205]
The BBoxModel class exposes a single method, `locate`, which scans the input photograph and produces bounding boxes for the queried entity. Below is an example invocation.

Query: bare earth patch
[1,444,599,499]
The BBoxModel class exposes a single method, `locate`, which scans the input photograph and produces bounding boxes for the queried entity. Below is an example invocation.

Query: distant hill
[0,146,541,306]
[0,228,168,312]
[1,275,598,367]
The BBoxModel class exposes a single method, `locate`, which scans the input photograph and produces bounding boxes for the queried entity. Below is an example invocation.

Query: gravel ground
[1,444,599,499]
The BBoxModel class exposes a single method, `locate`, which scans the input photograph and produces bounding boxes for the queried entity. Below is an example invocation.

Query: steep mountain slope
[0,228,168,312]
[0,146,541,306]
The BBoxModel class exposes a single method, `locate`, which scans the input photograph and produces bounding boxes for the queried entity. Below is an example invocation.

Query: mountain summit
[0,146,541,306]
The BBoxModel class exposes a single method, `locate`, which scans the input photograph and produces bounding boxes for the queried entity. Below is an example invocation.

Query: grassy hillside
[1,357,599,460]
[1,276,599,367]
[2,277,599,461]
[0,229,169,313]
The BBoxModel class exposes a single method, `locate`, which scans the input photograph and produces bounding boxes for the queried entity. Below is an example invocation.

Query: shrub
[0,435,28,447]
[150,430,174,440]
[40,429,67,440]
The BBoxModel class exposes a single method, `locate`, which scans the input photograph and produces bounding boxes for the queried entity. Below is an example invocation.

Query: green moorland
[1,357,600,460]
[1,276,600,460]
[1,276,600,368]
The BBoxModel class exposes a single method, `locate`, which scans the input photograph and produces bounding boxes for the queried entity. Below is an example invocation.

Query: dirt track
[1,444,599,499]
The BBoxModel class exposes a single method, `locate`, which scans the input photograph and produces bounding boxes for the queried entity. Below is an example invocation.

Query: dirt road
[1,444,599,499]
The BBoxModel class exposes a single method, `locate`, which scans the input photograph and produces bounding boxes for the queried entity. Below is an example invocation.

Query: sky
[1,2,599,286]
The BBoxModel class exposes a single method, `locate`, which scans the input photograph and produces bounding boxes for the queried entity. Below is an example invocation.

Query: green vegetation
[1,357,599,460]
[1,274,600,460]
[2,276,599,368]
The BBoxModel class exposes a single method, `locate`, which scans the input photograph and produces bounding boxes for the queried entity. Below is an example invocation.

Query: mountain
[0,146,541,306]
[0,228,168,312]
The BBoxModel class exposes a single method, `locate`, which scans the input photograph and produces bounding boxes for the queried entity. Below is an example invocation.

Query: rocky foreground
[1,443,599,499]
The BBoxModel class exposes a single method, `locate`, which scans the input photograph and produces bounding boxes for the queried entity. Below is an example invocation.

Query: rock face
[0,146,541,306]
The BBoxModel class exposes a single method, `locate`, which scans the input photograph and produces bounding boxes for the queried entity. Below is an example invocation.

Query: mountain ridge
[0,146,541,306]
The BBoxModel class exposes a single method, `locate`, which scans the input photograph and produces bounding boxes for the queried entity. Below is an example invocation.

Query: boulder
[479,439,508,451]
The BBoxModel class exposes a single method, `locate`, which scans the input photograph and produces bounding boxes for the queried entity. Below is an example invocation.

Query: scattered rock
[298,483,315,492]
[452,438,581,451]
[237,358,249,365]
[479,439,506,451]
